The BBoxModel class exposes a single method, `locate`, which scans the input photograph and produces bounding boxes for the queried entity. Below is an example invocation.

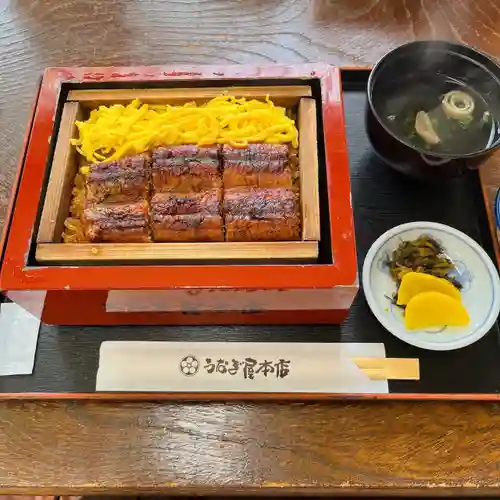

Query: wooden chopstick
[352,357,420,380]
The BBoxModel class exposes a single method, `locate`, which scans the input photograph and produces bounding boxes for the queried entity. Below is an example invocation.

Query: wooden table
[2,0,500,496]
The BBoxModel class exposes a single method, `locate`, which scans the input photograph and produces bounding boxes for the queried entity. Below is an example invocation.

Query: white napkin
[0,302,40,376]
[96,341,388,393]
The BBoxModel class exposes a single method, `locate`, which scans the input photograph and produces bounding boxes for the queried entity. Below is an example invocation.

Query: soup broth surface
[375,74,499,155]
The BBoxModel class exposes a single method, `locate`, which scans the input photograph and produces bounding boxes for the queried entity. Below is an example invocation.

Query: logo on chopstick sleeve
[179,355,200,376]
[203,357,291,379]
[179,355,291,379]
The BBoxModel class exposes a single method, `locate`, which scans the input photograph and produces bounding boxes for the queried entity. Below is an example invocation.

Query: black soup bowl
[366,40,500,180]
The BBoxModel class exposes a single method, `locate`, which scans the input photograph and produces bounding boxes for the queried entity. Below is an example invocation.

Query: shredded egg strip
[71,96,299,163]
[62,172,87,243]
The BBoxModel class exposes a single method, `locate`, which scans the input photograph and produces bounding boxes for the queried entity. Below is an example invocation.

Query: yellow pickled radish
[404,291,470,330]
[397,271,461,305]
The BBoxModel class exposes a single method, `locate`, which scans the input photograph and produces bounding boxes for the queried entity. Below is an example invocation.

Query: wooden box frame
[35,85,320,263]
[0,64,358,326]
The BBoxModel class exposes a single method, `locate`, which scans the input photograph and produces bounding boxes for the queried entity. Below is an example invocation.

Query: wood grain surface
[3,0,500,495]
[3,400,500,496]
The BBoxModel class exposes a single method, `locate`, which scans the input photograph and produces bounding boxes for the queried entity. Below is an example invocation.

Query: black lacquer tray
[1,68,499,400]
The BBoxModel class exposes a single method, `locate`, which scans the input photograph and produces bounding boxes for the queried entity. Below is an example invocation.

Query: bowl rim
[362,221,500,351]
[367,39,500,160]
[495,188,500,229]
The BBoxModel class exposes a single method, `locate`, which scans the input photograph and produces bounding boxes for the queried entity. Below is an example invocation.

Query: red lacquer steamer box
[0,64,358,326]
